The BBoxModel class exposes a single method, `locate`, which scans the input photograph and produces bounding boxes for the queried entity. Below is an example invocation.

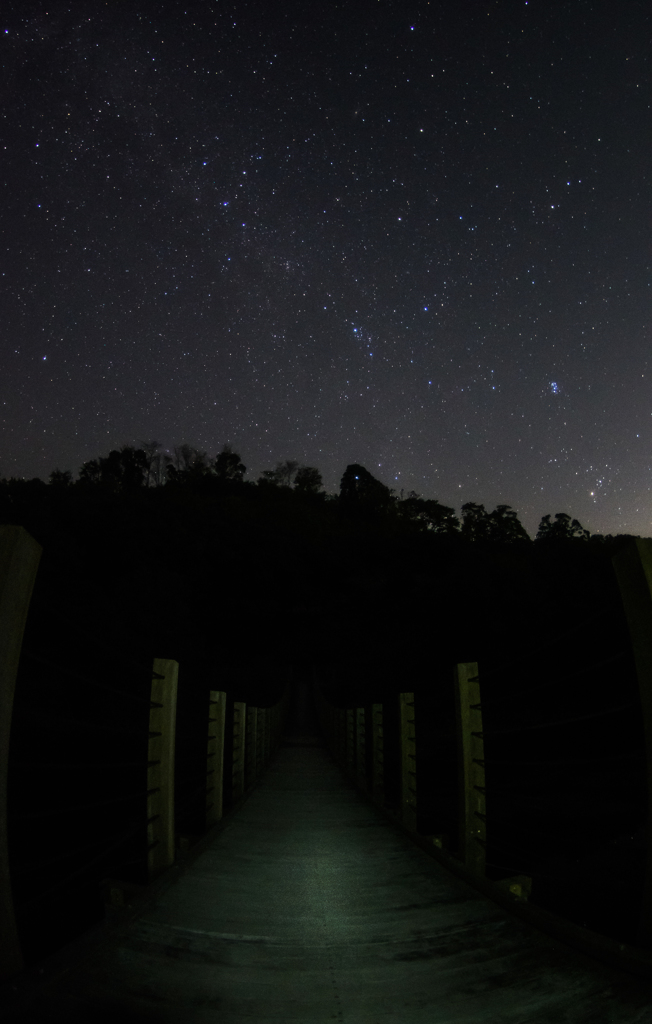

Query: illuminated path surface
[4,681,652,1023]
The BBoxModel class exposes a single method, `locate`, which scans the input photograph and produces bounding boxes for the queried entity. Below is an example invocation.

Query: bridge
[3,525,652,1021]
[0,678,651,1021]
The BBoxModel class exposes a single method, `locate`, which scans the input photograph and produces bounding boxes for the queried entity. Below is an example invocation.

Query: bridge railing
[0,525,290,983]
[314,538,652,983]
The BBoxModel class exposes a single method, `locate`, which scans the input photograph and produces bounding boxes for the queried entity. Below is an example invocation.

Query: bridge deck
[4,681,652,1023]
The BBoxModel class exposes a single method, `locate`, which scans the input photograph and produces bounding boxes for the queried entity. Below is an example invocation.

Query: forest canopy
[1,442,628,548]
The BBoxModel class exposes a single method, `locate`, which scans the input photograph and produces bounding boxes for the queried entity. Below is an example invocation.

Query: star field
[1,0,650,537]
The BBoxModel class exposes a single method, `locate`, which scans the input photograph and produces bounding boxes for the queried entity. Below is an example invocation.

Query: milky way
[1,1,650,537]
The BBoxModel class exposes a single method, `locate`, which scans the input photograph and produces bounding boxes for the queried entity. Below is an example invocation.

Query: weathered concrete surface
[3,679,652,1022]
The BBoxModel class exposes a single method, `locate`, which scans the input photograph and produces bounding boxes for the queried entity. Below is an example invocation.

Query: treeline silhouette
[0,442,642,708]
[24,440,628,545]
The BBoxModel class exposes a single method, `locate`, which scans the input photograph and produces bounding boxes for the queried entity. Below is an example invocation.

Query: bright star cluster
[0,1,650,537]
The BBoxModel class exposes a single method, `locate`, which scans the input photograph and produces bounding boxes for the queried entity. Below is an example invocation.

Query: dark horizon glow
[1,2,650,540]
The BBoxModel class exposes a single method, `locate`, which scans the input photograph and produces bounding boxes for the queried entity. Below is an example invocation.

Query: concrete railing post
[316,687,327,743]
[278,678,290,748]
[326,698,335,752]
[0,526,42,983]
[371,703,384,806]
[148,658,178,880]
[256,707,266,773]
[356,707,367,792]
[264,706,272,765]
[206,690,226,828]
[232,701,246,803]
[346,708,355,779]
[271,701,280,754]
[245,706,258,790]
[315,684,327,745]
[399,692,417,833]
[455,662,486,876]
[337,708,346,768]
[326,703,334,757]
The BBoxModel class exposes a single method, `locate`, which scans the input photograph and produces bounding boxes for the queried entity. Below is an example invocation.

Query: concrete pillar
[399,692,417,833]
[271,702,279,753]
[147,659,178,880]
[245,706,258,789]
[206,690,226,828]
[281,677,291,737]
[455,662,486,875]
[231,701,246,803]
[0,526,42,983]
[256,707,266,773]
[324,700,333,748]
[371,703,384,806]
[346,708,355,779]
[337,708,346,768]
[356,707,368,792]
[263,706,271,765]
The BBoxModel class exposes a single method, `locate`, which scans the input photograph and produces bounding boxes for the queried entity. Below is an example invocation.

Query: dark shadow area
[281,673,323,746]
[2,464,649,969]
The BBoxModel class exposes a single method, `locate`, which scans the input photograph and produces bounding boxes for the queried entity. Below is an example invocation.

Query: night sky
[1,1,650,538]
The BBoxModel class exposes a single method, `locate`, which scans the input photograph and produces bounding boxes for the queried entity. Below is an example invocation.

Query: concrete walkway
[4,680,652,1022]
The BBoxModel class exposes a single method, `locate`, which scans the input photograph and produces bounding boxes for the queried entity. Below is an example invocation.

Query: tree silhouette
[151,451,172,487]
[397,492,459,533]
[536,512,591,542]
[487,504,531,544]
[174,445,209,473]
[214,445,247,482]
[78,446,147,491]
[111,447,148,490]
[460,502,530,543]
[49,469,73,488]
[259,459,300,487]
[137,439,165,487]
[339,464,394,514]
[460,502,493,541]
[294,466,323,496]
[166,445,211,485]
[78,458,102,486]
